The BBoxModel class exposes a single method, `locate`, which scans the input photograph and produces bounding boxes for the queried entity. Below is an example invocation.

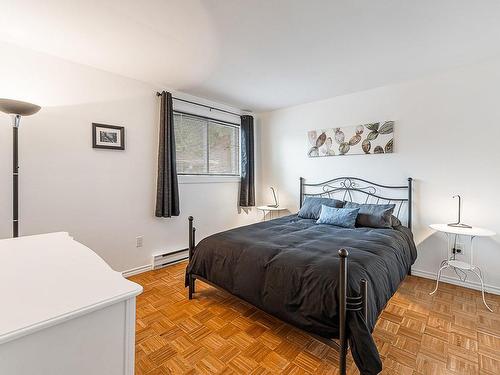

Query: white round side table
[256,206,287,221]
[429,223,495,311]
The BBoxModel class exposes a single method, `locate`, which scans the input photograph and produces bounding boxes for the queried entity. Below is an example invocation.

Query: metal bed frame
[186,176,413,375]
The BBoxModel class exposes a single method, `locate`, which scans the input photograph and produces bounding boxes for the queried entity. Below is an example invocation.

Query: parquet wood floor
[130,262,500,374]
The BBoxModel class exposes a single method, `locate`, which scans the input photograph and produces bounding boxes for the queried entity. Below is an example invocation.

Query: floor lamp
[0,99,41,237]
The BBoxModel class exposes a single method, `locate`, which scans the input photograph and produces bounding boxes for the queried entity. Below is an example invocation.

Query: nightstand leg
[470,236,474,266]
[470,267,493,312]
[430,263,449,295]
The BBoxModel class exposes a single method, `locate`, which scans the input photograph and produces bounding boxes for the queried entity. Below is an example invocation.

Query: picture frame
[92,123,125,150]
[307,121,394,157]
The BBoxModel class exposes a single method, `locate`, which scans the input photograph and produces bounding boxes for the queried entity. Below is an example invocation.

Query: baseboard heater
[152,248,189,270]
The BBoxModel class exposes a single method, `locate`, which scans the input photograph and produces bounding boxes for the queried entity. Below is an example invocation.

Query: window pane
[174,114,208,174]
[208,122,239,175]
[173,112,240,176]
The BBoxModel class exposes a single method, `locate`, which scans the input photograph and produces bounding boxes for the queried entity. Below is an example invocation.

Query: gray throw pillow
[298,196,344,219]
[344,202,395,228]
[391,215,402,227]
[316,205,359,228]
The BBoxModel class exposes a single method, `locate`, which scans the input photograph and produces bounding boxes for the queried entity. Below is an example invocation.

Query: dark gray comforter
[186,214,417,374]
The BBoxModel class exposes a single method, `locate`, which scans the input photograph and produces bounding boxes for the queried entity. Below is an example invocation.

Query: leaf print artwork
[379,121,394,134]
[325,136,332,149]
[349,134,361,146]
[308,147,319,157]
[362,139,371,154]
[339,142,350,154]
[323,137,335,156]
[334,128,345,144]
[308,131,318,145]
[307,122,394,157]
[316,132,326,148]
[366,131,379,141]
[385,138,393,153]
[365,123,379,131]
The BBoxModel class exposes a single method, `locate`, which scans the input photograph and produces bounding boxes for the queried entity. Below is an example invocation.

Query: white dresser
[0,232,143,375]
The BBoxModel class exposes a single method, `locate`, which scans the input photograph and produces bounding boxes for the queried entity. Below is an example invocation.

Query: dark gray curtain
[155,91,180,217]
[239,115,255,207]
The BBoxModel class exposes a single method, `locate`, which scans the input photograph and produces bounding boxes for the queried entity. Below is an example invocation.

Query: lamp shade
[0,99,41,116]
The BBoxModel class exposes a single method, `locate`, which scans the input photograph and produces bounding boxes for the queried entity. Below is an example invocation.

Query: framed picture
[92,123,125,150]
[307,121,394,157]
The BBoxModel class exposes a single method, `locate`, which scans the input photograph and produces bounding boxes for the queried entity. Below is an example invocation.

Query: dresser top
[0,232,143,344]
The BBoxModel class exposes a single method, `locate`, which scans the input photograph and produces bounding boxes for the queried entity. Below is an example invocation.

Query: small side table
[256,206,287,221]
[429,223,495,311]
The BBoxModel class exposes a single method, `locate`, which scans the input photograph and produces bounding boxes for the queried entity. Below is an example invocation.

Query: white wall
[0,42,259,272]
[257,56,500,294]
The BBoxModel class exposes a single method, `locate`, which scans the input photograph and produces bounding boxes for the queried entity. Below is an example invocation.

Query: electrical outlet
[452,242,463,255]
[136,236,143,248]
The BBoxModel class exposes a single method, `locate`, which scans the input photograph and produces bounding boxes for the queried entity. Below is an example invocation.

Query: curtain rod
[156,92,243,117]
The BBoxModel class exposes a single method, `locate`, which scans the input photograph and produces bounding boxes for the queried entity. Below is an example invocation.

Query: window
[174,112,240,176]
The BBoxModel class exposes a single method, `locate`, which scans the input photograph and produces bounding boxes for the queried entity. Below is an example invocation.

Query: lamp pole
[12,115,21,237]
[0,99,41,238]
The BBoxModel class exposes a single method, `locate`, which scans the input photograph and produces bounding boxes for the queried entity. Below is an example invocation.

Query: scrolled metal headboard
[299,176,413,229]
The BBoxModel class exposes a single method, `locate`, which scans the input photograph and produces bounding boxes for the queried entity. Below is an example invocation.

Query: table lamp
[266,187,279,208]
[447,195,471,229]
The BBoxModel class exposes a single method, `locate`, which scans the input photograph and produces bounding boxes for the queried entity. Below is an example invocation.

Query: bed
[185,177,417,375]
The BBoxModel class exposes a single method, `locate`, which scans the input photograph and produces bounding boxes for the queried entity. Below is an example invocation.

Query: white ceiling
[2,0,500,111]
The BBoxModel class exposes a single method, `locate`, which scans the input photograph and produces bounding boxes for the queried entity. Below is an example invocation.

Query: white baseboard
[411,268,500,296]
[121,250,189,278]
[122,264,152,278]
[152,249,189,270]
